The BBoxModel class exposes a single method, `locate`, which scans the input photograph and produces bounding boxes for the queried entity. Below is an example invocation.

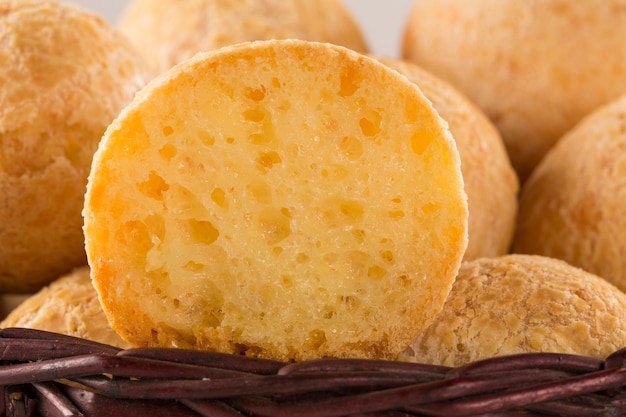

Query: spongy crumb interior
[86,42,467,361]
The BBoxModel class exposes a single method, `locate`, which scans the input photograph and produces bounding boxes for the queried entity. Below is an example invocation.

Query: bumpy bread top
[0,0,148,292]
[398,255,626,367]
[1,266,132,349]
[84,39,468,361]
[403,0,626,182]
[118,0,368,75]
[377,57,519,261]
[514,93,626,292]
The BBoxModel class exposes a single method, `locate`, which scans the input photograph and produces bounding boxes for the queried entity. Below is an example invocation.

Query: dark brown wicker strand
[0,328,121,355]
[180,398,248,417]
[0,339,118,363]
[449,352,605,378]
[32,382,86,417]
[278,358,451,377]
[69,370,435,400]
[525,394,621,417]
[1,328,626,417]
[222,371,571,417]
[60,384,199,417]
[118,347,284,375]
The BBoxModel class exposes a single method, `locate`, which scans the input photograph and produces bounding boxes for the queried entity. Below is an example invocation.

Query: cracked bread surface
[83,40,468,361]
[0,0,148,292]
[398,255,626,367]
[1,266,132,349]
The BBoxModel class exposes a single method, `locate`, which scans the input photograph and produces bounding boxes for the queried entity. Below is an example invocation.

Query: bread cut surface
[398,255,626,367]
[403,0,626,182]
[118,0,368,75]
[0,0,148,292]
[84,40,468,361]
[1,266,132,349]
[513,94,626,292]
[378,57,518,261]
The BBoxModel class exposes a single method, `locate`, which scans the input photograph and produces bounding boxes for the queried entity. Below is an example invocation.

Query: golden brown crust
[1,266,132,349]
[118,0,368,75]
[84,39,468,362]
[377,57,519,261]
[402,0,626,182]
[513,94,626,292]
[0,0,148,292]
[398,255,626,367]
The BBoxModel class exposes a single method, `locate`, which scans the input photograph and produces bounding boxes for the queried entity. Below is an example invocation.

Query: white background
[67,0,415,58]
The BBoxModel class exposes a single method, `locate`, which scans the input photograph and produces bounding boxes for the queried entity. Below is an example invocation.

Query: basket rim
[1,327,625,417]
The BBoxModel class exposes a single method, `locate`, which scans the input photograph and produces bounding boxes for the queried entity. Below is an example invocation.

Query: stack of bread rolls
[3,0,626,369]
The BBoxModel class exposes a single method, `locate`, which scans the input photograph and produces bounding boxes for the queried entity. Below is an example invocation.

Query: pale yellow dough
[398,255,626,367]
[83,40,468,362]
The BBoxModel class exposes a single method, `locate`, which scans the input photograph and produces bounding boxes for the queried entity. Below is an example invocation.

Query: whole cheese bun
[1,266,132,349]
[83,40,468,361]
[118,0,368,76]
[0,0,149,293]
[377,57,518,261]
[398,255,626,367]
[513,94,626,293]
[403,0,626,182]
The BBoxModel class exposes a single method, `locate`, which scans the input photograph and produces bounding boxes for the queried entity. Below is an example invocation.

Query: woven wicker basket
[1,327,625,417]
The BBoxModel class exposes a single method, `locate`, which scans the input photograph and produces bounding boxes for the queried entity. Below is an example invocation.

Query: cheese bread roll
[84,40,468,362]
[118,0,368,75]
[513,94,626,293]
[1,266,132,349]
[399,255,626,367]
[403,0,626,182]
[0,0,148,293]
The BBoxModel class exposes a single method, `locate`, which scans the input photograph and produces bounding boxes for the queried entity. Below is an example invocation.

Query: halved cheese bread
[83,40,468,361]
